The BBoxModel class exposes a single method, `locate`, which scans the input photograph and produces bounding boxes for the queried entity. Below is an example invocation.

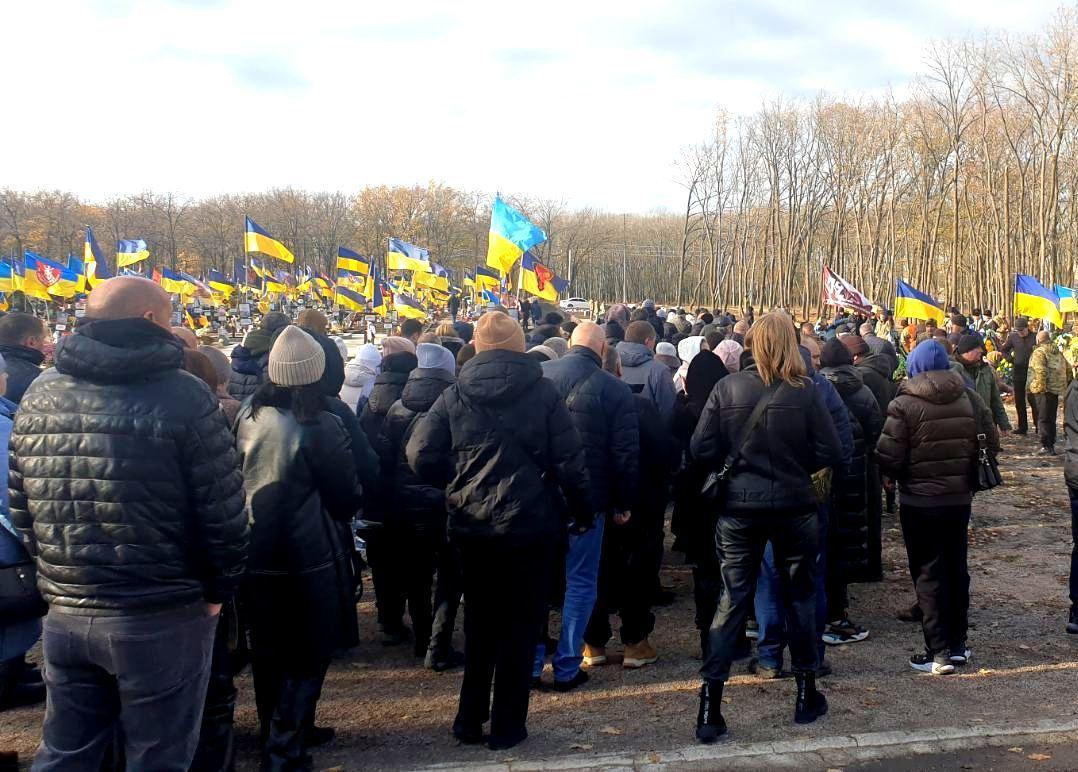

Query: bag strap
[962,390,990,455]
[718,382,780,479]
[565,369,602,411]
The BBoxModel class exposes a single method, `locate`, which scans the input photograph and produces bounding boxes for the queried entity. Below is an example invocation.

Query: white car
[560,297,590,312]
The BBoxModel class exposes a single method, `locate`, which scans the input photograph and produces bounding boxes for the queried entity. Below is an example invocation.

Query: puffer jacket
[406,349,592,545]
[616,341,676,419]
[801,348,854,469]
[950,357,1011,429]
[690,365,843,513]
[235,398,362,659]
[378,368,455,530]
[541,346,639,515]
[875,368,999,507]
[340,359,378,413]
[359,352,417,447]
[0,343,44,404]
[11,318,249,614]
[228,327,276,400]
[857,353,897,414]
[1064,379,1078,488]
[1028,342,1069,395]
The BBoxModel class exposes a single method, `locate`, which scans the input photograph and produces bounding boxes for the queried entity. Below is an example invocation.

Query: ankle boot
[794,671,828,724]
[695,680,727,743]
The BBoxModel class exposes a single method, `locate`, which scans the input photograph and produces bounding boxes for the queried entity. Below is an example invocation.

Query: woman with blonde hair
[690,313,842,742]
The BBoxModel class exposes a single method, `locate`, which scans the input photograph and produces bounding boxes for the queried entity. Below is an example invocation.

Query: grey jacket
[616,341,676,419]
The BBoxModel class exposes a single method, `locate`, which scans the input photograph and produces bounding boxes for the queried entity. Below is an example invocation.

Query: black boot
[695,680,727,743]
[794,672,828,724]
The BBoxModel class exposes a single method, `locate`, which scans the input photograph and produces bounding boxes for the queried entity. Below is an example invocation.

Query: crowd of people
[1,277,1077,769]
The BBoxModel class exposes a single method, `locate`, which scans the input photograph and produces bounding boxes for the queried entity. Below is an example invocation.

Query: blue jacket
[542,346,640,514]
[0,394,40,660]
[801,346,853,469]
[616,341,676,420]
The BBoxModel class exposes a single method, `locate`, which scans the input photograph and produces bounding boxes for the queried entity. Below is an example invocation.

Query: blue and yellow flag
[520,252,568,302]
[23,251,78,300]
[336,285,367,312]
[1055,285,1078,314]
[474,264,501,290]
[1014,274,1063,327]
[386,238,431,273]
[337,246,370,276]
[85,226,111,285]
[894,280,945,325]
[66,255,88,295]
[208,269,235,297]
[393,291,426,320]
[117,238,150,268]
[0,261,18,294]
[245,216,294,263]
[487,196,547,275]
[481,289,503,307]
[412,270,449,293]
[153,266,194,296]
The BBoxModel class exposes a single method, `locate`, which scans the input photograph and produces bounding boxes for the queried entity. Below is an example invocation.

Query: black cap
[957,334,983,355]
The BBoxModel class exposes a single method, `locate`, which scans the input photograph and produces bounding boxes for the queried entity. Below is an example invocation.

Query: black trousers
[584,509,657,648]
[368,528,439,654]
[701,511,819,682]
[191,606,241,772]
[1032,392,1060,449]
[456,542,551,743]
[429,543,463,655]
[1068,488,1078,612]
[900,503,971,654]
[1014,366,1034,432]
[251,654,330,772]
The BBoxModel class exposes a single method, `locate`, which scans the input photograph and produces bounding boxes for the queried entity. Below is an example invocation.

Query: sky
[1,0,1064,212]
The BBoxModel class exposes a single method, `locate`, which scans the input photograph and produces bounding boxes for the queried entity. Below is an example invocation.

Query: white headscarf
[674,336,707,393]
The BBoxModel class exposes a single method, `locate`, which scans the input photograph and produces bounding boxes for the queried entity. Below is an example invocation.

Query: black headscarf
[685,350,729,417]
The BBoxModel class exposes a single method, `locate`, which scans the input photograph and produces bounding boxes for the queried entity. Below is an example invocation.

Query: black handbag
[701,383,780,503]
[973,432,1003,491]
[0,534,47,623]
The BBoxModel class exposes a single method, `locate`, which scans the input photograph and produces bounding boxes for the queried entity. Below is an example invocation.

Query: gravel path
[4,406,1078,770]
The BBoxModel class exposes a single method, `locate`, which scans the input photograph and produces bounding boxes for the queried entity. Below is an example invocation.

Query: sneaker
[1036,447,1053,456]
[745,619,759,640]
[553,669,589,693]
[623,639,659,669]
[909,651,955,675]
[748,657,785,679]
[1067,609,1078,634]
[949,647,972,666]
[582,644,607,667]
[822,619,870,646]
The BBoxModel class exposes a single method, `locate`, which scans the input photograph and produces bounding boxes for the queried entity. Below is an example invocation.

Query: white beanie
[353,342,381,369]
[269,326,325,387]
[656,341,677,358]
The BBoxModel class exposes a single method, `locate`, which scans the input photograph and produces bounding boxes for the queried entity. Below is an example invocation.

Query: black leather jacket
[11,318,249,614]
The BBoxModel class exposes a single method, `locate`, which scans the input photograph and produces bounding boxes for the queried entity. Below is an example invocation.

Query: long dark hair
[249,382,326,423]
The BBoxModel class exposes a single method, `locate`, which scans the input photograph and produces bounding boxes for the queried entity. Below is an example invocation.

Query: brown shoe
[583,644,607,667]
[623,639,659,669]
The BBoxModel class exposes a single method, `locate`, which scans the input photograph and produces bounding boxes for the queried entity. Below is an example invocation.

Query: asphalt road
[848,741,1078,771]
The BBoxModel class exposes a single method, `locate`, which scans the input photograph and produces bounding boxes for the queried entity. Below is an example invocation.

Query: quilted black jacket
[10,318,249,614]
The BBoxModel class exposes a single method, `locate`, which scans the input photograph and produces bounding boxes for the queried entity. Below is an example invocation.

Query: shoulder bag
[0,528,47,623]
[700,383,780,503]
[964,391,1002,491]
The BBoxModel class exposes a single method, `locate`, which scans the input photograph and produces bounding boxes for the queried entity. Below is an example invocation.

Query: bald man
[1029,328,1068,454]
[532,321,644,691]
[11,276,249,769]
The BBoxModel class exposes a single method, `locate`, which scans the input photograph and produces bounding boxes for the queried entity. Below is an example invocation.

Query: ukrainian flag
[412,270,449,293]
[393,291,426,320]
[336,285,367,312]
[117,239,150,268]
[313,276,335,301]
[245,216,294,263]
[487,196,547,275]
[1014,274,1063,328]
[208,269,235,297]
[85,226,111,285]
[520,252,567,302]
[263,273,287,294]
[481,289,503,307]
[337,246,370,276]
[894,280,945,325]
[432,262,451,279]
[474,264,501,290]
[386,238,431,273]
[1055,285,1078,313]
[0,261,16,293]
[371,279,387,316]
[65,255,88,295]
[154,266,194,296]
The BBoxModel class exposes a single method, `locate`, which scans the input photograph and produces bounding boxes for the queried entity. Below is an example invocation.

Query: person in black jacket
[407,311,592,751]
[1062,377,1078,634]
[228,311,290,400]
[818,339,882,646]
[0,312,47,404]
[360,335,418,644]
[690,313,842,742]
[1002,317,1037,434]
[530,322,639,691]
[235,326,363,770]
[11,277,249,770]
[377,343,462,668]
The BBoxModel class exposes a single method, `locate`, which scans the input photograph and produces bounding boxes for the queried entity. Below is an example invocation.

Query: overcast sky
[3,0,1063,211]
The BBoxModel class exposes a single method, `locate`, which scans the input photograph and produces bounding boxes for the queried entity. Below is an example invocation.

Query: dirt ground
[4,405,1078,770]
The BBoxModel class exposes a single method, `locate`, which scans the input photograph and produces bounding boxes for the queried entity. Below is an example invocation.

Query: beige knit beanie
[474,311,525,353]
[268,326,325,386]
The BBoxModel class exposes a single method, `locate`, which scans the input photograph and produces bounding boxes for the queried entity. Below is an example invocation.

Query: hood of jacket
[859,352,895,380]
[344,360,377,388]
[616,341,655,368]
[0,343,44,367]
[55,318,184,384]
[457,349,543,406]
[821,363,864,398]
[899,368,967,405]
[230,344,265,375]
[243,327,274,358]
[401,368,455,412]
[367,369,410,414]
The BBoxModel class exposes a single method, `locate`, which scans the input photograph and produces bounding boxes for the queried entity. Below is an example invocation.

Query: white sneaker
[909,652,955,675]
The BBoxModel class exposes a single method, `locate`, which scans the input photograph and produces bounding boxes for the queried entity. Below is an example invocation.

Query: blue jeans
[755,504,829,670]
[534,516,605,682]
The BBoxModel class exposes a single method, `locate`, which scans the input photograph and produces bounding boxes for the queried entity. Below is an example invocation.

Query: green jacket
[1028,342,1069,396]
[950,357,1012,430]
